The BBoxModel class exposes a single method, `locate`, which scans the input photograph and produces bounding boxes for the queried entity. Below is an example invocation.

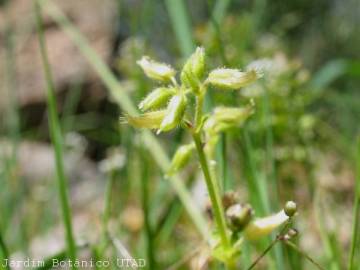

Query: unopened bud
[139,87,176,111]
[167,143,195,176]
[226,204,253,232]
[137,56,176,82]
[213,105,254,124]
[123,110,166,129]
[284,201,297,217]
[204,103,255,134]
[158,94,187,133]
[206,68,259,90]
[181,47,206,93]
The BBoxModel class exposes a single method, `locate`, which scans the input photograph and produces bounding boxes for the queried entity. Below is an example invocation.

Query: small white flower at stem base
[137,56,176,82]
[206,68,259,90]
[244,210,289,241]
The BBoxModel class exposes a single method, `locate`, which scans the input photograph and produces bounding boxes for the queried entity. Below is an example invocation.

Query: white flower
[244,210,289,241]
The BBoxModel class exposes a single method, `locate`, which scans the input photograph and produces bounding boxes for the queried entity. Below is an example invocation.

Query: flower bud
[123,110,166,129]
[213,105,254,124]
[167,143,195,176]
[158,94,187,133]
[206,68,259,90]
[204,103,254,134]
[181,47,206,93]
[226,204,253,232]
[284,201,297,217]
[139,87,176,111]
[137,56,176,82]
[244,210,289,241]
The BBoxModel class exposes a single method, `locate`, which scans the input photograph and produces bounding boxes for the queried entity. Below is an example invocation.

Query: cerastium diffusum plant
[124,47,299,269]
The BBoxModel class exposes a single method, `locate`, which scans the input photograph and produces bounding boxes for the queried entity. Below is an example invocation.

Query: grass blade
[164,0,195,57]
[348,137,360,270]
[140,149,156,269]
[34,1,77,267]
[0,229,11,270]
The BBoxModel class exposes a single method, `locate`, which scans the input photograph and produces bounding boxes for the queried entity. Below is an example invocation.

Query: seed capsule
[181,47,206,93]
[284,201,297,217]
[226,204,253,232]
[167,143,195,176]
[206,68,258,90]
[139,87,176,111]
[137,56,176,82]
[158,94,187,133]
[123,110,166,129]
[244,210,289,241]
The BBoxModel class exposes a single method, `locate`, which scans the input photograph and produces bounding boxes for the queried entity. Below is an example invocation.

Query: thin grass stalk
[102,171,115,239]
[211,0,231,25]
[284,241,325,270]
[0,229,11,270]
[164,0,195,57]
[38,0,208,240]
[240,128,279,269]
[261,85,285,270]
[4,22,20,161]
[348,137,360,270]
[140,149,156,269]
[34,1,77,267]
[207,0,233,192]
[314,190,340,270]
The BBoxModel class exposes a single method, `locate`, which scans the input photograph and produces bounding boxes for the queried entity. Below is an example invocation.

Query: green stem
[102,171,115,239]
[348,137,360,270]
[34,1,77,267]
[247,237,279,270]
[284,241,325,270]
[192,132,229,248]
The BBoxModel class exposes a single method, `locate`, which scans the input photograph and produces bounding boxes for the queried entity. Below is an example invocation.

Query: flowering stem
[193,91,230,260]
[192,131,229,248]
